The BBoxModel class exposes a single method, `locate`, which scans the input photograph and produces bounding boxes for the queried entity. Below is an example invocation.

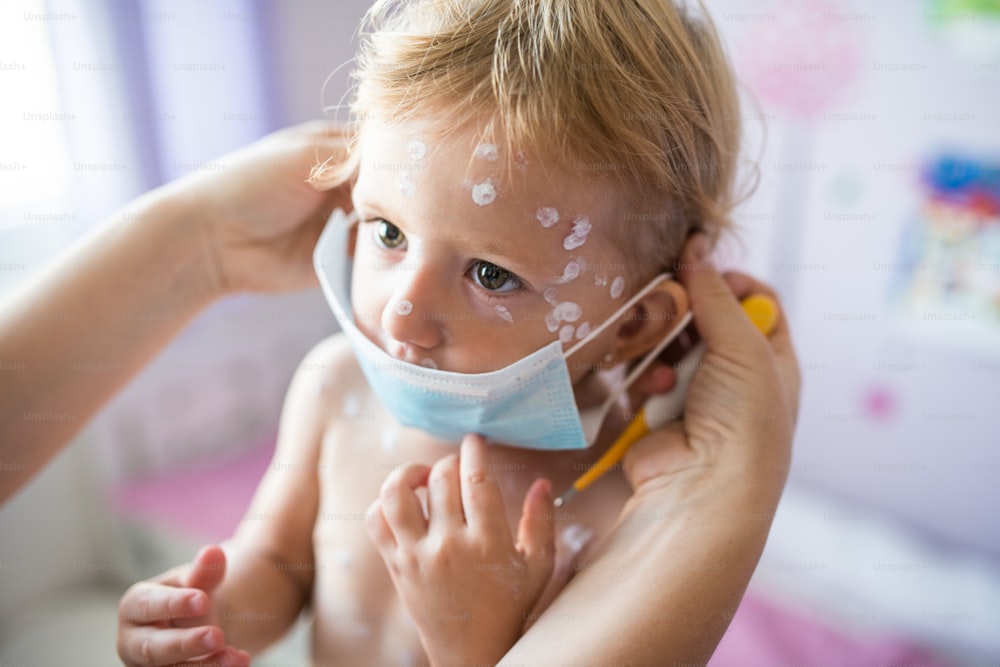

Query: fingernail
[189,593,207,615]
[689,234,710,261]
[202,629,221,651]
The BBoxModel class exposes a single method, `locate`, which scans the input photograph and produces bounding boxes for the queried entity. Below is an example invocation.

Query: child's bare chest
[306,386,631,666]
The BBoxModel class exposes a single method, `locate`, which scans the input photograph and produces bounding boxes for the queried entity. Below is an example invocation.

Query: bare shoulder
[285,333,363,413]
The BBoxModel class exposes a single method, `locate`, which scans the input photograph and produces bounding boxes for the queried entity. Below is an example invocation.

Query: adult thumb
[676,235,760,354]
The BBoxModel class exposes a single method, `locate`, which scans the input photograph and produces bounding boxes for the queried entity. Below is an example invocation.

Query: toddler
[117,0,745,665]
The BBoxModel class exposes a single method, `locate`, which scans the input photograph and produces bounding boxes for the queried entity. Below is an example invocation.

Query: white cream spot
[575,321,591,340]
[421,358,438,369]
[395,299,413,316]
[397,172,416,197]
[563,215,592,250]
[545,311,560,333]
[594,273,608,287]
[380,427,398,454]
[471,179,497,206]
[543,287,560,305]
[610,276,626,299]
[343,391,360,416]
[495,304,514,323]
[536,207,560,228]
[561,523,594,554]
[407,140,427,161]
[553,301,582,323]
[335,548,354,569]
[559,324,575,344]
[474,142,499,161]
[557,257,584,284]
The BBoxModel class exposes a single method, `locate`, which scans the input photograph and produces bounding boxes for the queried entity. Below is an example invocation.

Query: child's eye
[374,220,406,249]
[470,260,521,293]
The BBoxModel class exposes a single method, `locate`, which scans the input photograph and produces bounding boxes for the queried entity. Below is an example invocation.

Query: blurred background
[0,0,997,665]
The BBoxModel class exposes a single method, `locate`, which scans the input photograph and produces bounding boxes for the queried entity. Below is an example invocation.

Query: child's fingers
[365,498,396,552]
[182,545,226,593]
[427,453,465,530]
[516,478,555,581]
[119,624,224,666]
[118,582,209,625]
[379,463,432,547]
[458,434,509,538]
[163,646,251,667]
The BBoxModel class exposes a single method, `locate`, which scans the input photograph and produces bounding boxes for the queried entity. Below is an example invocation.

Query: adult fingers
[676,235,771,361]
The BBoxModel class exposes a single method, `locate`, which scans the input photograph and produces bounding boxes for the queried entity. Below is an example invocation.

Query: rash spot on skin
[557,257,585,284]
[335,548,354,569]
[398,172,416,197]
[552,301,582,323]
[561,523,594,554]
[380,427,398,454]
[407,140,427,161]
[474,142,499,161]
[610,276,626,299]
[343,391,360,416]
[395,299,413,316]
[563,215,592,250]
[495,304,514,323]
[472,179,497,206]
[536,207,560,228]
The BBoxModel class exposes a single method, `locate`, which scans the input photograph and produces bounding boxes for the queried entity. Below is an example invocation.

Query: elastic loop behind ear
[563,273,673,359]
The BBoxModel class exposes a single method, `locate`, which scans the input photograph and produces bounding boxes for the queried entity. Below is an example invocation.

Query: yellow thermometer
[553,294,779,507]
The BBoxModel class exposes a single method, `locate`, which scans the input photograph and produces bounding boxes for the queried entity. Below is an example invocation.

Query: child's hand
[367,434,555,667]
[117,545,250,667]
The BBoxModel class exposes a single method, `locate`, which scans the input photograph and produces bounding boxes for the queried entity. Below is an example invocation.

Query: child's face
[349,119,635,382]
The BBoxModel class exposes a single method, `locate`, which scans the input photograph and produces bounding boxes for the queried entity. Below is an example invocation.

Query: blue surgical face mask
[313,209,691,450]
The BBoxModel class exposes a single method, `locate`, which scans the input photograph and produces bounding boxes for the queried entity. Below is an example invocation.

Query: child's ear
[611,280,689,363]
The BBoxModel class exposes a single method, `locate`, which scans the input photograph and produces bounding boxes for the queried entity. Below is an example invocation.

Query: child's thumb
[516,479,555,581]
[184,544,227,592]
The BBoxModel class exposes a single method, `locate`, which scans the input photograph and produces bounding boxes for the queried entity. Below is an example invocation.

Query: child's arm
[367,434,555,667]
[117,336,347,665]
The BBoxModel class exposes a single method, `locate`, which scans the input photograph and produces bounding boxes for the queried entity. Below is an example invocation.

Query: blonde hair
[312,0,749,278]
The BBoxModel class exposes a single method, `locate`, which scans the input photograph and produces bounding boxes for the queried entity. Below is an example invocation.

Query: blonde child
[116,1,792,666]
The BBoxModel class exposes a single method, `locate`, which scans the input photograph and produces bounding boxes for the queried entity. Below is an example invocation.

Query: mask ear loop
[576,286,693,444]
[563,273,674,359]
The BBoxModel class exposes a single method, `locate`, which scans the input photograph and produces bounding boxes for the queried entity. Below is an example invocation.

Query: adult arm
[501,235,801,665]
[0,121,349,505]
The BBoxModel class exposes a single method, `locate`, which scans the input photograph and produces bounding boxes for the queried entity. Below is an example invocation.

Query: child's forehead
[357,119,622,222]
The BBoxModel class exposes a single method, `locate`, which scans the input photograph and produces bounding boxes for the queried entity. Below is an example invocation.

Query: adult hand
[625,234,801,507]
[163,120,352,295]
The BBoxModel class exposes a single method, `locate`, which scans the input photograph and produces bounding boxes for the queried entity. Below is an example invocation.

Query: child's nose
[381,267,445,352]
